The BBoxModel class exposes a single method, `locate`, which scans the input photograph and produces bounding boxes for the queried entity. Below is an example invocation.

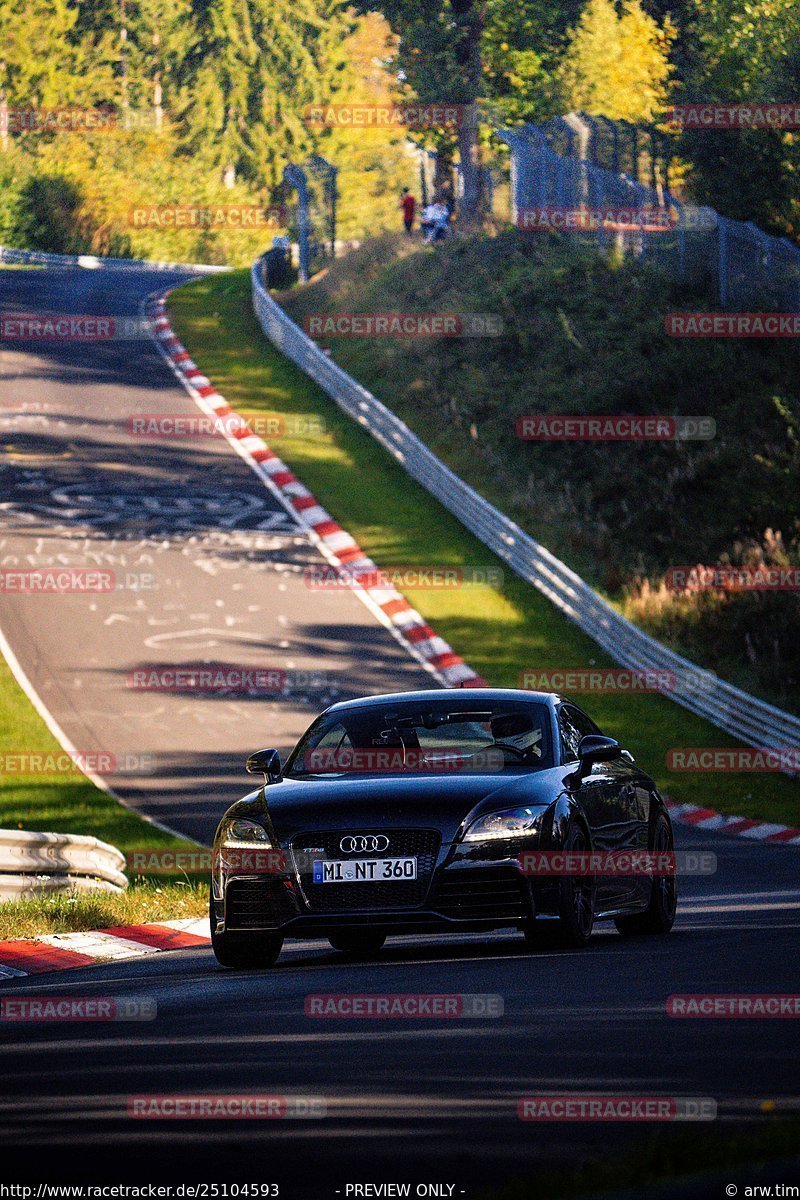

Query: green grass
[279,232,800,716]
[168,269,799,827]
[0,881,207,940]
[0,654,207,935]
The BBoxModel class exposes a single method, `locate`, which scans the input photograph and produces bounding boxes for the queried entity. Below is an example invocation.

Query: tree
[678,0,800,238]
[559,0,675,123]
[312,12,417,238]
[177,0,359,190]
[0,0,115,110]
[482,0,583,125]
[351,0,488,217]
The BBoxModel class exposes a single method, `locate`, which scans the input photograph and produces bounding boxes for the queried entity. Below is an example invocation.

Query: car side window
[558,708,582,762]
[558,705,600,762]
[567,705,600,741]
[298,722,351,770]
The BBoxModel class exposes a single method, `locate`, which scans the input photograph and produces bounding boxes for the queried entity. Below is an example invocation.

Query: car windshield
[284,699,553,777]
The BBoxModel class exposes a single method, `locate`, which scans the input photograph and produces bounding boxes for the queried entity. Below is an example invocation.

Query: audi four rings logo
[340,835,390,854]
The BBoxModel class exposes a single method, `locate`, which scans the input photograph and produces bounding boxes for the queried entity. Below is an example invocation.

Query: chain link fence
[499,115,800,312]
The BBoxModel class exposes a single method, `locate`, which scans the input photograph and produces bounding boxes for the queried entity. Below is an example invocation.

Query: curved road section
[0,262,798,1194]
[0,264,431,842]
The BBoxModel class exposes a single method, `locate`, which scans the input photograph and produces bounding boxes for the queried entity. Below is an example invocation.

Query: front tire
[555,820,595,948]
[209,894,283,969]
[328,930,387,958]
[614,813,677,936]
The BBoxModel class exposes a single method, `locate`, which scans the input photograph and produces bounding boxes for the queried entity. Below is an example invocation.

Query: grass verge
[0,654,207,935]
[0,882,207,941]
[281,232,800,717]
[168,269,798,827]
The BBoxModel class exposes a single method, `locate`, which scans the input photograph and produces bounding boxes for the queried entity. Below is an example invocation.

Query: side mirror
[246,747,282,784]
[568,734,622,786]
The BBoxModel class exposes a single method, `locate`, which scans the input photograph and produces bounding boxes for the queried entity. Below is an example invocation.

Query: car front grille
[225,878,296,930]
[431,866,530,921]
[292,829,440,912]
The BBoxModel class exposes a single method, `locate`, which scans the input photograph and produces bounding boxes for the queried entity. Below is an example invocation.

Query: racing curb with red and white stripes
[0,919,210,978]
[663,800,800,845]
[143,291,486,690]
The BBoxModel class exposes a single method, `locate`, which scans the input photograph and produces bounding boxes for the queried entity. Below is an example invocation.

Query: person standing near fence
[400,189,416,235]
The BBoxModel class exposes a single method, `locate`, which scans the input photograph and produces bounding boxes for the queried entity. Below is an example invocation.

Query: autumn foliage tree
[559,0,675,123]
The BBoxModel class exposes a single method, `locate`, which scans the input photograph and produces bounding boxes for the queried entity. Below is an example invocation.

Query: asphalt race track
[1,264,799,1194]
[1,824,799,1192]
[0,264,432,841]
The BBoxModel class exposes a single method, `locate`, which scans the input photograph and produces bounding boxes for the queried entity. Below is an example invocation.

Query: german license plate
[313,857,417,883]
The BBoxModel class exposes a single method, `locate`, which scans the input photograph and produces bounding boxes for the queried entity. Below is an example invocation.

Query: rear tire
[210,893,283,969]
[614,813,677,936]
[328,930,387,958]
[555,820,595,948]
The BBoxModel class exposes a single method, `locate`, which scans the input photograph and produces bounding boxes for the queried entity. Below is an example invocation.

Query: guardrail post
[284,163,310,283]
[718,218,729,307]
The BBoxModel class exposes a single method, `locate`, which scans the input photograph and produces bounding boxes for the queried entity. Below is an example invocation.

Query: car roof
[323,688,561,714]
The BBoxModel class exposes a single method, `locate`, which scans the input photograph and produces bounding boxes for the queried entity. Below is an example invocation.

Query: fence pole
[284,163,310,283]
[718,218,729,307]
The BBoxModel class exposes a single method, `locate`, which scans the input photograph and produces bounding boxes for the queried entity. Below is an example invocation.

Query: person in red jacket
[400,189,416,235]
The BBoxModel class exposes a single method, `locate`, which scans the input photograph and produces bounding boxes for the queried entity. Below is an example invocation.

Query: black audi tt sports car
[209,688,677,968]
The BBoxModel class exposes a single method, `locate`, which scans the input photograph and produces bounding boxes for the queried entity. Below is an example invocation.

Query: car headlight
[463,807,545,842]
[217,818,272,848]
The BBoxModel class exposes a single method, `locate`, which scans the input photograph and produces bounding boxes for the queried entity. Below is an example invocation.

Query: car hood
[227,767,570,845]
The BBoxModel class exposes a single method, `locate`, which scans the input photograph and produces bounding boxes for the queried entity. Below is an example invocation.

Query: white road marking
[37,932,163,959]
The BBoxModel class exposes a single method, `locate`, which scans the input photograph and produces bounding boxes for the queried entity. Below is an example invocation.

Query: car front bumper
[212,835,560,937]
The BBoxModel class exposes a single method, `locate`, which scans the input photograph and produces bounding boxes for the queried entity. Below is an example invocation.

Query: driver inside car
[490,713,544,761]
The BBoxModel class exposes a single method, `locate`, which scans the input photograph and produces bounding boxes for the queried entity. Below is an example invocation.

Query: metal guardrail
[0,245,227,272]
[251,262,800,770]
[0,829,128,899]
